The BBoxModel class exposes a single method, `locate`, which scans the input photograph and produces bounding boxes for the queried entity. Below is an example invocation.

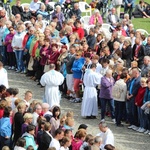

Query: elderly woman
[52,5,65,27]
[37,3,49,19]
[5,26,16,70]
[36,14,46,32]
[110,41,122,59]
[121,39,132,68]
[11,25,26,73]
[89,9,103,25]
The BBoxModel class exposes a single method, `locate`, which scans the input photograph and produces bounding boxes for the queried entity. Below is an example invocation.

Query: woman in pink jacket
[89,9,103,25]
[5,26,16,70]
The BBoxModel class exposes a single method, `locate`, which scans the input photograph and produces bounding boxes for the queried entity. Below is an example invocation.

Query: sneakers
[100,119,105,122]
[136,127,142,132]
[8,66,11,70]
[138,128,146,133]
[128,125,135,129]
[16,70,21,73]
[112,119,116,123]
[132,126,139,131]
[144,130,150,134]
[69,99,81,103]
[11,66,15,70]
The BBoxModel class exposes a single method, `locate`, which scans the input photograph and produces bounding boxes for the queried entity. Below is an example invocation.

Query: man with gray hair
[69,3,81,19]
[141,56,150,77]
[40,64,64,108]
[91,136,102,150]
[42,103,52,122]
[97,121,115,150]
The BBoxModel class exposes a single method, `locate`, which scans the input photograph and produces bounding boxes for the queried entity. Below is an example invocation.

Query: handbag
[28,56,34,71]
[44,60,49,72]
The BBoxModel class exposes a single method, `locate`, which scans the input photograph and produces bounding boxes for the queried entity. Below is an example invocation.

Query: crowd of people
[0,0,150,149]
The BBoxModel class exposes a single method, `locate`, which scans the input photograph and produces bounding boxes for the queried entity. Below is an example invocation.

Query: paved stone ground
[8,70,150,150]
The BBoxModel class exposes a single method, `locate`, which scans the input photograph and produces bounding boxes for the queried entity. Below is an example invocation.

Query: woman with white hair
[89,9,103,25]
[52,5,65,27]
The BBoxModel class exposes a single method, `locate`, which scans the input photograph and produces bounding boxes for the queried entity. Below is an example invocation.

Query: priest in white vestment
[81,63,102,118]
[0,61,8,88]
[40,64,64,108]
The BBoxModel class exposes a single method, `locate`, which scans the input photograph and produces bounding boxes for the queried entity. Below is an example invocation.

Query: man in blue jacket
[127,67,141,130]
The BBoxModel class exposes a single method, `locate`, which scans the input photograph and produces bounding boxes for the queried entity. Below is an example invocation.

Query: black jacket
[38,131,52,150]
[12,5,23,16]
[132,44,145,68]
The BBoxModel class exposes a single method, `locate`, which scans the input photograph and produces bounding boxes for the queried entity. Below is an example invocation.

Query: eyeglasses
[10,30,13,31]
[76,54,80,56]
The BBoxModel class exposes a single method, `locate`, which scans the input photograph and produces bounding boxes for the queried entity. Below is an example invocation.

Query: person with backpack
[112,73,127,127]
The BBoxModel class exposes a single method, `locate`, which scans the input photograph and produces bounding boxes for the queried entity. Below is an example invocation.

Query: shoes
[148,132,150,135]
[112,119,116,123]
[16,70,21,73]
[144,130,150,134]
[136,127,142,132]
[132,125,139,131]
[8,66,11,70]
[128,125,135,129]
[86,116,97,119]
[116,124,124,127]
[11,66,15,70]
[100,119,105,122]
[70,99,81,103]
[91,116,97,119]
[20,71,26,74]
[138,128,146,133]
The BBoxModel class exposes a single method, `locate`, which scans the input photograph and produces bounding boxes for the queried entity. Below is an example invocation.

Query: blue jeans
[100,98,115,120]
[115,101,125,125]
[0,136,11,150]
[14,50,24,71]
[137,107,145,128]
[126,97,137,125]
[0,45,6,65]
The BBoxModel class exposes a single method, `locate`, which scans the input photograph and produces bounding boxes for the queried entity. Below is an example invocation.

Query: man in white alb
[97,121,115,150]
[0,61,8,88]
[40,64,64,108]
[81,63,102,119]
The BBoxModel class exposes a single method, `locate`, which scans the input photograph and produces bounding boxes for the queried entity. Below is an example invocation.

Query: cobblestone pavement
[8,70,150,150]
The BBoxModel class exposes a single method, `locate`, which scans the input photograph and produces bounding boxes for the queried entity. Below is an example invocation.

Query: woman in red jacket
[73,20,84,40]
[48,43,60,69]
[135,77,147,133]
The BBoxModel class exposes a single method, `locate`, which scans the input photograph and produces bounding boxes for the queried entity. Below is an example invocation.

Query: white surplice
[0,68,8,88]
[81,69,102,117]
[40,69,64,108]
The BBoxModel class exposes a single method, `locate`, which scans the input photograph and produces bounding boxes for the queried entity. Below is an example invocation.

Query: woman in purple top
[5,26,16,70]
[52,5,65,26]
[99,69,115,122]
[21,113,33,135]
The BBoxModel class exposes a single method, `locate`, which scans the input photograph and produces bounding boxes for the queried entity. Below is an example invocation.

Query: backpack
[112,81,122,99]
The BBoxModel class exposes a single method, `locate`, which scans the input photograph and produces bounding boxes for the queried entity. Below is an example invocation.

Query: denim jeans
[14,50,24,71]
[115,101,125,125]
[126,97,137,125]
[100,98,115,120]
[0,45,6,65]
[145,113,150,130]
[137,107,145,128]
[0,136,11,150]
